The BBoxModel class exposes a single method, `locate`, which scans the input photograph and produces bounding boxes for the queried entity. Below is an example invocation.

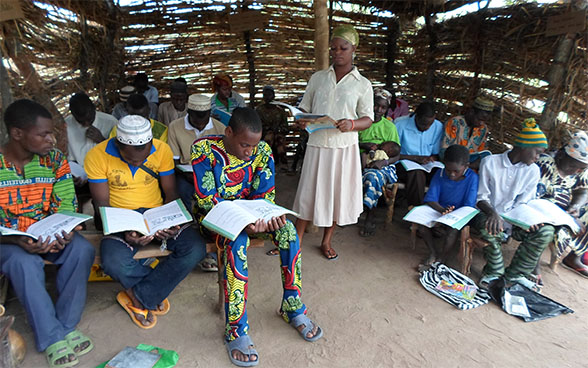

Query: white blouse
[299,65,373,148]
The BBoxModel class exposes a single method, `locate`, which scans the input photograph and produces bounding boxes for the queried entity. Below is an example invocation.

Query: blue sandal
[289,314,323,342]
[225,335,259,367]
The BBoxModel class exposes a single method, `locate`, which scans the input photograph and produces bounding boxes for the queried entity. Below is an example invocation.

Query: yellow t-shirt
[109,119,168,143]
[85,138,174,209]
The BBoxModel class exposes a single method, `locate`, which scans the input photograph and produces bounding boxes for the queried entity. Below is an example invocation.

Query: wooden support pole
[0,50,13,145]
[314,0,329,71]
[384,18,400,91]
[424,13,437,102]
[244,30,255,107]
[2,23,68,152]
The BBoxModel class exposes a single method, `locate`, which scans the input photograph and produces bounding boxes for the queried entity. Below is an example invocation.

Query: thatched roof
[1,0,586,151]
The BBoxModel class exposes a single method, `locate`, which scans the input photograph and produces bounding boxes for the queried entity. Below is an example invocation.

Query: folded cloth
[419,262,490,310]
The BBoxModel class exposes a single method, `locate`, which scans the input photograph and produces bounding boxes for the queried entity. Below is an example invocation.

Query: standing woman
[293,25,374,260]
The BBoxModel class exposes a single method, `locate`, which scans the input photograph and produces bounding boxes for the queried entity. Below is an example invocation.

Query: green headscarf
[331,25,359,47]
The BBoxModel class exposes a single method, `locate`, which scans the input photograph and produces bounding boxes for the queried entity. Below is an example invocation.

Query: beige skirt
[292,143,363,227]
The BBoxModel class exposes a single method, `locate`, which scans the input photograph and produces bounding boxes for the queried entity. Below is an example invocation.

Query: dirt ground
[5,171,588,368]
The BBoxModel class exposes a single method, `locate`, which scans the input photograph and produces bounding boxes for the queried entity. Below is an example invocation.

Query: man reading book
[191,107,323,367]
[85,115,206,329]
[0,99,95,368]
[473,119,554,291]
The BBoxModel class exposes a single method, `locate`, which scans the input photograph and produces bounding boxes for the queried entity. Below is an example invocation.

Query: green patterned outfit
[191,136,305,341]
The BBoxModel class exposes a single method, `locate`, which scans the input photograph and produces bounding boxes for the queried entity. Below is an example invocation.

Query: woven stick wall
[1,0,586,151]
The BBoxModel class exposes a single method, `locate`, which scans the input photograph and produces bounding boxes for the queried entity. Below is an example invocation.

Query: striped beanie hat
[513,118,548,148]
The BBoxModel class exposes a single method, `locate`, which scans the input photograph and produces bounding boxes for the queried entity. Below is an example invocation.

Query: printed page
[100,207,149,235]
[402,205,443,228]
[201,201,260,241]
[527,199,581,233]
[271,101,305,116]
[399,160,444,172]
[435,206,480,230]
[421,161,445,173]
[143,199,193,235]
[26,212,92,242]
[233,199,298,221]
[176,164,193,173]
[0,225,37,240]
[501,204,544,230]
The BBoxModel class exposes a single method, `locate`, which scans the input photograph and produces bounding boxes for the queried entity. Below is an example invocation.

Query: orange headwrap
[212,74,232,92]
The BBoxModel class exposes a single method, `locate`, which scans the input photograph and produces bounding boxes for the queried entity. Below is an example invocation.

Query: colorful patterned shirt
[536,153,588,210]
[191,136,275,222]
[0,149,76,232]
[440,115,488,158]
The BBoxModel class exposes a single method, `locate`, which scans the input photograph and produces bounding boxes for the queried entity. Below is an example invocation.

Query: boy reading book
[85,115,206,330]
[418,145,479,268]
[0,100,95,368]
[473,119,554,291]
[191,107,322,367]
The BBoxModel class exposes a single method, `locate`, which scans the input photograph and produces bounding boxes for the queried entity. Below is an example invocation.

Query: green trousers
[471,213,555,280]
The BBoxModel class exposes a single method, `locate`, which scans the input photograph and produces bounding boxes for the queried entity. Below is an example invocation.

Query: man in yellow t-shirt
[85,115,205,329]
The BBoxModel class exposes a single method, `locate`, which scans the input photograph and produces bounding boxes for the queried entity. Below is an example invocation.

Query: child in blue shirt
[419,145,479,268]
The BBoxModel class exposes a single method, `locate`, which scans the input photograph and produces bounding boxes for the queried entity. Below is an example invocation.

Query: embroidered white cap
[116,115,153,146]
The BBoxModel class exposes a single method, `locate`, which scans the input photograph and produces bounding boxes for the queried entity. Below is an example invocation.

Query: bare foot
[231,345,258,363]
[417,253,436,272]
[126,288,155,326]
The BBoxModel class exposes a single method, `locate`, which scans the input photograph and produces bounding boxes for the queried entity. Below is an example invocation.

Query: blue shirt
[395,115,443,156]
[423,168,479,208]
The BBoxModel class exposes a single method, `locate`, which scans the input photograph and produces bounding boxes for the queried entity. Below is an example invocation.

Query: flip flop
[321,247,338,261]
[65,330,93,356]
[200,255,219,272]
[151,298,171,315]
[508,276,542,293]
[561,262,588,279]
[478,275,500,289]
[45,340,78,368]
[288,313,323,342]
[266,248,279,256]
[225,335,259,367]
[116,291,157,329]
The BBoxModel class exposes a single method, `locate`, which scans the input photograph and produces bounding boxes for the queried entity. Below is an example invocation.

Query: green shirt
[358,116,400,147]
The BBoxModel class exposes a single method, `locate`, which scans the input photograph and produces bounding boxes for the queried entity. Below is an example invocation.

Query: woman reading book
[292,24,374,260]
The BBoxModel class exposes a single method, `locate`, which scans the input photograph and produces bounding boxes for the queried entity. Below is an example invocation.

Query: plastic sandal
[116,291,157,329]
[289,314,323,342]
[225,335,259,367]
[65,330,93,356]
[45,340,78,368]
[478,275,500,289]
[509,276,542,293]
[151,298,171,315]
[200,255,219,272]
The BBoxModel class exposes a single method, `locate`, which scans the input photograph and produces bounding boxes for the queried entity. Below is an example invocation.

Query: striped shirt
[0,149,77,231]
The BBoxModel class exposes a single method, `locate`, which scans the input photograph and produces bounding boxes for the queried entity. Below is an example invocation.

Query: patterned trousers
[553,204,588,258]
[362,165,398,209]
[219,220,305,341]
[472,213,555,280]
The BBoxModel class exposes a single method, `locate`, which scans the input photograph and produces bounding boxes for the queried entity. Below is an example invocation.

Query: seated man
[111,85,135,120]
[0,99,95,368]
[85,115,206,329]
[358,87,401,237]
[109,93,168,142]
[168,93,225,271]
[255,85,289,167]
[395,102,444,208]
[440,96,494,169]
[473,119,554,290]
[535,131,588,279]
[65,92,118,206]
[134,72,158,119]
[158,78,188,126]
[191,107,322,366]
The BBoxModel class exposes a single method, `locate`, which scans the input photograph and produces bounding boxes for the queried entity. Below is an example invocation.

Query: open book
[501,199,581,233]
[399,160,444,173]
[211,109,231,126]
[176,164,193,173]
[202,199,298,241]
[0,212,92,242]
[69,161,88,181]
[99,199,193,236]
[271,102,337,133]
[403,205,480,230]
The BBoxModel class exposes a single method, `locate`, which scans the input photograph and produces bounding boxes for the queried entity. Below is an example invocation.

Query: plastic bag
[489,280,574,322]
[96,344,179,368]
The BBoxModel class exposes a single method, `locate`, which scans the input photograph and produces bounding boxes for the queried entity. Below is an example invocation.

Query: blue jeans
[100,224,206,310]
[0,233,95,351]
[176,173,195,214]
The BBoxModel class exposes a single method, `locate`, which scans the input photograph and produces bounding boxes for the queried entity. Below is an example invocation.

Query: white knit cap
[187,94,211,111]
[116,115,152,146]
